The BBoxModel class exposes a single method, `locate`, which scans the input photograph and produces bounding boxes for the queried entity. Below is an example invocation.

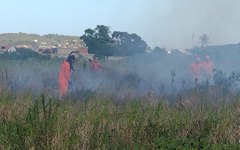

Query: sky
[1,0,240,50]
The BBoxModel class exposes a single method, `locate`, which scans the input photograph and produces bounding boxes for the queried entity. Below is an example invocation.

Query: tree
[80,25,114,57]
[95,25,112,43]
[80,25,148,57]
[84,28,95,36]
[152,46,167,56]
[112,31,147,56]
[199,34,210,47]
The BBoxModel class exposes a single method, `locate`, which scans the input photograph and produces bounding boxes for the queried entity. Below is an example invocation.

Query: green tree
[152,46,167,56]
[95,25,112,43]
[199,34,210,47]
[84,28,95,36]
[112,31,147,56]
[80,25,148,57]
[80,26,114,57]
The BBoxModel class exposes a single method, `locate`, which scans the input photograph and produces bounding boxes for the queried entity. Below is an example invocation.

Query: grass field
[1,90,240,149]
[1,55,240,149]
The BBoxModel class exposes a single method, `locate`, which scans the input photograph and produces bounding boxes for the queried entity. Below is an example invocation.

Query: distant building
[105,56,129,61]
[16,44,33,49]
[0,45,16,52]
[52,46,58,54]
[1,45,6,51]
[7,46,17,52]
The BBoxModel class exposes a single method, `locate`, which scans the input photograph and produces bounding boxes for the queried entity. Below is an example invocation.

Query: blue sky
[1,0,240,50]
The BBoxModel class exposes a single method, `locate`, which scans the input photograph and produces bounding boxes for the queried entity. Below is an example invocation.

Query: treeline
[80,25,165,58]
[0,48,51,60]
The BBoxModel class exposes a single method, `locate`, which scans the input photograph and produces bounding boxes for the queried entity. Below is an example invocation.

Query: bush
[0,48,51,60]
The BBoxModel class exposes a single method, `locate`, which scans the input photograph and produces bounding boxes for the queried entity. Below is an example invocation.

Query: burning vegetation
[1,40,240,149]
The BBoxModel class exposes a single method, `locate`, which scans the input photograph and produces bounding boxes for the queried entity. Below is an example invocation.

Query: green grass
[1,57,240,149]
[1,90,240,149]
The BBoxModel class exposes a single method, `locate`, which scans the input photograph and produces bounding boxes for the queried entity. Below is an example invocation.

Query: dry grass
[1,89,240,149]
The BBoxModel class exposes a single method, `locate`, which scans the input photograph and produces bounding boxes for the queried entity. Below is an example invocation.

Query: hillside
[0,32,87,57]
[0,32,83,46]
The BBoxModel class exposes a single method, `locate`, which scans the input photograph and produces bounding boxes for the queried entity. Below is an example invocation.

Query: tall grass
[1,57,240,149]
[1,89,240,149]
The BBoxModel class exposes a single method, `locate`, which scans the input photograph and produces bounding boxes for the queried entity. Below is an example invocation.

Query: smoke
[136,0,240,50]
[0,59,59,95]
[68,52,196,98]
[1,45,240,100]
[1,55,190,98]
